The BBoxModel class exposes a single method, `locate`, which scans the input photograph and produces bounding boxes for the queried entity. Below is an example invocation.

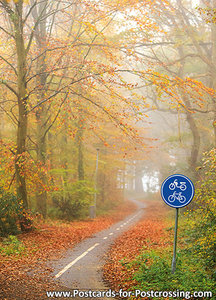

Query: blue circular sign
[161,174,195,208]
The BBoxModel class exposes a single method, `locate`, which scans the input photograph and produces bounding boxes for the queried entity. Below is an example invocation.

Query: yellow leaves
[5,0,29,3]
[198,7,216,24]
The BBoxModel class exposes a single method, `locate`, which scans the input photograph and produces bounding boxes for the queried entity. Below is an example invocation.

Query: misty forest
[0,0,215,299]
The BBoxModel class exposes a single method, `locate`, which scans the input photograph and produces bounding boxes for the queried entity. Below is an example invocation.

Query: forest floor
[0,201,136,300]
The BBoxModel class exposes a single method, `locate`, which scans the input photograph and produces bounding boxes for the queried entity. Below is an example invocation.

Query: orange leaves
[0,140,54,194]
[185,77,215,96]
[142,70,214,112]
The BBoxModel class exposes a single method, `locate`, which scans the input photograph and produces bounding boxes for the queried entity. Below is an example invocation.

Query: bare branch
[0,25,14,38]
[0,79,18,96]
[0,55,17,75]
[23,0,38,24]
[26,0,49,54]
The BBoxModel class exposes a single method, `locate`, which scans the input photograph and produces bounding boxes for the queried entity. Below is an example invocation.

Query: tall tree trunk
[77,130,84,180]
[61,121,69,193]
[178,46,200,176]
[99,149,107,203]
[14,2,28,208]
[36,115,47,218]
[185,111,200,171]
[33,0,48,218]
[180,93,200,177]
[12,2,31,231]
[100,171,106,203]
[77,112,84,181]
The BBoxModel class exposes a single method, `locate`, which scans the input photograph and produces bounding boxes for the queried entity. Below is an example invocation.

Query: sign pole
[171,208,179,274]
[161,174,194,274]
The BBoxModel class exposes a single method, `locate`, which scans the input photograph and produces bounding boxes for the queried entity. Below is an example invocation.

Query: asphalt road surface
[52,200,146,299]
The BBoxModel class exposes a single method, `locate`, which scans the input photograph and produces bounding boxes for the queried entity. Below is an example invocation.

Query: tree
[122,0,215,176]
[0,0,156,222]
[0,1,29,227]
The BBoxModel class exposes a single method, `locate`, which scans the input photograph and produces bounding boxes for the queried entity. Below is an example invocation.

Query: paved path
[52,200,146,299]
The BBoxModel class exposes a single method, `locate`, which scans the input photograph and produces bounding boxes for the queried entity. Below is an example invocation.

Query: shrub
[0,188,20,236]
[183,148,216,277]
[51,180,95,220]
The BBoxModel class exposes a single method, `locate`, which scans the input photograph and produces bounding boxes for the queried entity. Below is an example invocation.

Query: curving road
[52,200,146,299]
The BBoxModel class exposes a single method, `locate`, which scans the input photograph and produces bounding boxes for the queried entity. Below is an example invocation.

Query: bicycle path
[51,200,146,299]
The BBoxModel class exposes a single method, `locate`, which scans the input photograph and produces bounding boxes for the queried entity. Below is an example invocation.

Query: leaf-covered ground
[0,201,136,300]
[103,201,171,294]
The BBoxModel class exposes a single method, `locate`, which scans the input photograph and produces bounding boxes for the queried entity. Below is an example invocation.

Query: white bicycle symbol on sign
[169,179,187,191]
[168,192,186,203]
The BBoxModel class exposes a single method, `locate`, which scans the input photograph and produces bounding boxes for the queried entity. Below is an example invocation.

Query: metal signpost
[161,174,195,274]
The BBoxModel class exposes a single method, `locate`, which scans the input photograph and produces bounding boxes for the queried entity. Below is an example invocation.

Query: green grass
[130,248,214,292]
[0,235,25,256]
[122,240,215,299]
